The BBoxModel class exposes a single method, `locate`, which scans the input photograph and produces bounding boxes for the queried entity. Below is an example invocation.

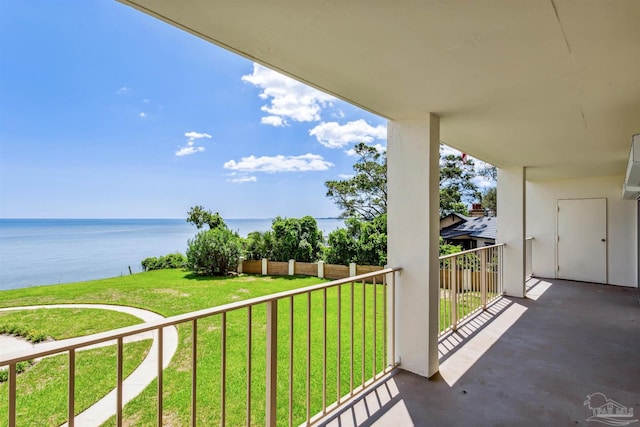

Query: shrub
[186,228,243,276]
[141,253,187,271]
[243,231,274,261]
[0,324,49,343]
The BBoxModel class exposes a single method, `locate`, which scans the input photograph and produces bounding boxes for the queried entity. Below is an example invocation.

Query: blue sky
[0,1,389,219]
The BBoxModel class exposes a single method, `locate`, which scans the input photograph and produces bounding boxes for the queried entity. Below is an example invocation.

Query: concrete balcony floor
[321,279,640,426]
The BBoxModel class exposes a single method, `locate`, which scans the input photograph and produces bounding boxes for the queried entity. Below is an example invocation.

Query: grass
[0,308,146,342]
[0,270,491,426]
[0,340,151,426]
[0,270,385,426]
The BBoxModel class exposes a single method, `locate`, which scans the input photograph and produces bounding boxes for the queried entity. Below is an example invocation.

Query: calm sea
[0,218,344,291]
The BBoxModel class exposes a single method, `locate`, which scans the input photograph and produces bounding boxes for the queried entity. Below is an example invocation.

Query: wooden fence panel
[267,261,289,276]
[323,264,350,280]
[243,260,262,274]
[295,262,317,276]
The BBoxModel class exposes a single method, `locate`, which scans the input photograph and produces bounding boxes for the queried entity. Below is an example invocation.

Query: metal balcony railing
[1,268,401,427]
[525,237,534,279]
[438,244,505,334]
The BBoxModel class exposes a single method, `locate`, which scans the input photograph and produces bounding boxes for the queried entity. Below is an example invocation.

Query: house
[440,206,497,250]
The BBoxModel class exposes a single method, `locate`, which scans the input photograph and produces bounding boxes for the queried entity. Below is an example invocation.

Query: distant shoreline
[0,218,345,291]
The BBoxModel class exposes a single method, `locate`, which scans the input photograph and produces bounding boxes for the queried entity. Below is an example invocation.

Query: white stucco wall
[526,175,636,287]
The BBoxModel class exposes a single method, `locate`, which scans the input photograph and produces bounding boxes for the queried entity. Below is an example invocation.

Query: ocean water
[0,218,344,291]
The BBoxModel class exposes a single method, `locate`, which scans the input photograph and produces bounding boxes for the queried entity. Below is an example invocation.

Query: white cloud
[261,116,286,127]
[116,86,130,95]
[175,131,211,157]
[224,153,333,173]
[175,141,205,157]
[142,98,150,103]
[229,175,258,184]
[139,112,147,118]
[309,119,387,148]
[338,174,354,179]
[332,110,345,119]
[184,131,212,140]
[242,63,335,126]
[345,143,387,157]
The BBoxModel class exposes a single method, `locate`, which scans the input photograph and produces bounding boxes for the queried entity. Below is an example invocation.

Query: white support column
[237,256,245,274]
[262,258,268,276]
[317,261,324,279]
[388,114,440,378]
[288,259,295,276]
[349,262,357,277]
[497,167,526,298]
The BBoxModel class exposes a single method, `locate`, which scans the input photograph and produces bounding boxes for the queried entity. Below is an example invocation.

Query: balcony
[4,242,636,426]
[321,277,640,426]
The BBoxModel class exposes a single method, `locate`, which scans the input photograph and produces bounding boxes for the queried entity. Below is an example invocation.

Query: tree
[481,187,497,215]
[186,205,225,230]
[477,164,497,215]
[325,214,387,266]
[325,143,483,220]
[269,216,324,262]
[439,152,478,216]
[325,142,386,220]
[186,227,242,276]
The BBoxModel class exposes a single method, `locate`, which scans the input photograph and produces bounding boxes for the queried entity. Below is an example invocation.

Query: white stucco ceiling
[118,0,640,181]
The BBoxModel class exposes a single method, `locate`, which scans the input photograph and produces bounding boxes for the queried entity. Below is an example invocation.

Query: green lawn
[1,270,389,426]
[0,340,151,426]
[0,270,487,426]
[0,308,146,342]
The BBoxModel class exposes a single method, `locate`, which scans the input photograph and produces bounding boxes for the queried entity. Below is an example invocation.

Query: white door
[557,198,607,283]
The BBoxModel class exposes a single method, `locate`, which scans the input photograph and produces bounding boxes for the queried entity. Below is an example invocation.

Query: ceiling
[118,0,640,181]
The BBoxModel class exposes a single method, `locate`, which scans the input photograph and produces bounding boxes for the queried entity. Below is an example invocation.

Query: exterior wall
[475,238,496,247]
[388,115,440,378]
[497,167,526,297]
[526,175,636,287]
[439,215,465,229]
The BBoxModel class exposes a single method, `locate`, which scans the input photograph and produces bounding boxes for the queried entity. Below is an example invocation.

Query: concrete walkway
[0,304,179,427]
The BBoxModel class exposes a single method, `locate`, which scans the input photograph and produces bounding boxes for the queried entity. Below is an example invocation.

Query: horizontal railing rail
[1,267,401,427]
[439,244,504,334]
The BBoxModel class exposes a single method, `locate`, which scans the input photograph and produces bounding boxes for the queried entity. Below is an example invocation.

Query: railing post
[349,262,357,277]
[451,256,458,331]
[480,249,487,310]
[265,300,278,427]
[68,349,76,427]
[8,363,16,427]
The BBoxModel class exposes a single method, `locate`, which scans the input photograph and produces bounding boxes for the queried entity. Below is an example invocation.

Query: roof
[440,216,497,241]
[440,212,471,222]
